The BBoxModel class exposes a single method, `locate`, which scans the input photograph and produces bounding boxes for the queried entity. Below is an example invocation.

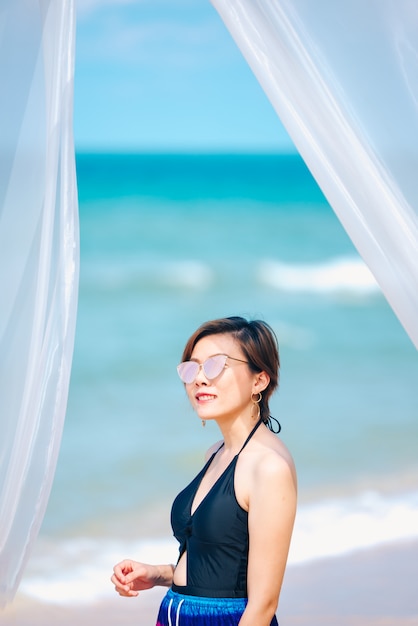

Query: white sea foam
[20,537,179,606]
[161,260,213,289]
[82,258,213,291]
[19,489,418,606]
[289,489,418,564]
[258,257,380,295]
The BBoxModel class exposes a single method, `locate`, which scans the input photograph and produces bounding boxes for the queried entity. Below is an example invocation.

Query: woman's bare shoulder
[204,439,224,461]
[252,429,297,486]
[236,429,297,511]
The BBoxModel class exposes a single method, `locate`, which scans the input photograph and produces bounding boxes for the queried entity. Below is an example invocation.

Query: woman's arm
[239,451,297,626]
[111,560,175,597]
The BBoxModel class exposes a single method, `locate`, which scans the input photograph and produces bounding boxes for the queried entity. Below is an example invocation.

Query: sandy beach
[2,539,417,626]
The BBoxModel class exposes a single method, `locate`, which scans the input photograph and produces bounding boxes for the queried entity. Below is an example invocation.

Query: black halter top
[170,419,263,598]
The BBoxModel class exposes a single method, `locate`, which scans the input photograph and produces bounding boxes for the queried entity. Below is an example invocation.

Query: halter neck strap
[212,419,264,458]
[238,419,263,455]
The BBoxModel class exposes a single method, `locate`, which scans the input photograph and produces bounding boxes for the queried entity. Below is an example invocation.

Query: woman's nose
[194,364,208,384]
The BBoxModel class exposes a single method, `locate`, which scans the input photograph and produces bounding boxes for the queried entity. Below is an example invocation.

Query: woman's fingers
[111,573,139,596]
[111,561,144,596]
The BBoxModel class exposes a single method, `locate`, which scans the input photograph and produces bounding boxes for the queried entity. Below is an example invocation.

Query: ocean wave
[19,536,179,606]
[81,259,213,291]
[290,489,418,564]
[258,257,380,295]
[19,489,418,606]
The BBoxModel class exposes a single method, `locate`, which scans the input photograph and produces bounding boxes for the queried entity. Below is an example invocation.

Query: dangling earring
[251,392,262,421]
[202,420,206,427]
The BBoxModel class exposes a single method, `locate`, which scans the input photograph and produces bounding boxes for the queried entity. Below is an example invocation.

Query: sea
[19,152,418,606]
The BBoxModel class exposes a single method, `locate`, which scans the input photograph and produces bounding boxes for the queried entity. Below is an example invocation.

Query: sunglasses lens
[203,355,227,379]
[177,355,228,383]
[177,361,199,383]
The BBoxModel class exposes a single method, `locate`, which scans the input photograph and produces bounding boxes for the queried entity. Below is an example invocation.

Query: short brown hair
[181,316,281,432]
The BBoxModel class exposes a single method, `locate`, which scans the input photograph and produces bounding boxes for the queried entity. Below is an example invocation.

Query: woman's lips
[195,393,217,403]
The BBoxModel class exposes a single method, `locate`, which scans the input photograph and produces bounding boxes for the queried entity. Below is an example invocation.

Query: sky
[74,0,294,152]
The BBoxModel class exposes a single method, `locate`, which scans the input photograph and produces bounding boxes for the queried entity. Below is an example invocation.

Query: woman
[112,316,297,625]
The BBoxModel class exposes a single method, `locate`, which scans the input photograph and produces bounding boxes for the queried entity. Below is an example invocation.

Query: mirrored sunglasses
[177,354,248,384]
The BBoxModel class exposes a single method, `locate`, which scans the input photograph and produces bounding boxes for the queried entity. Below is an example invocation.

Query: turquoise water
[21,153,417,605]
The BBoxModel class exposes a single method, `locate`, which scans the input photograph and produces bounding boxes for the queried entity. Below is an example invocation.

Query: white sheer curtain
[211,0,418,348]
[0,0,78,606]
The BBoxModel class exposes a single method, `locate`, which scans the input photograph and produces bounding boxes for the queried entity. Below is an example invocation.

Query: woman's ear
[253,371,270,394]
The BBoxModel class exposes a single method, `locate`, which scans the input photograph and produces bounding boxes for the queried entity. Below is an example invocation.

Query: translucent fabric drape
[211,0,418,348]
[0,0,79,606]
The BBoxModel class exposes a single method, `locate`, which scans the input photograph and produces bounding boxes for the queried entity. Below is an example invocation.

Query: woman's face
[185,333,260,424]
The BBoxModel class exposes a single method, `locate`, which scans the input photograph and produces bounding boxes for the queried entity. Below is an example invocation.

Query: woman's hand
[111,560,174,597]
